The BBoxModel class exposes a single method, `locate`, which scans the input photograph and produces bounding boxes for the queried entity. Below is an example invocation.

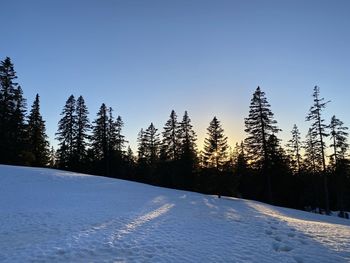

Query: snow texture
[0,165,349,262]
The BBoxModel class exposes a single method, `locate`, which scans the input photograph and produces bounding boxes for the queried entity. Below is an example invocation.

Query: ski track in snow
[0,165,349,262]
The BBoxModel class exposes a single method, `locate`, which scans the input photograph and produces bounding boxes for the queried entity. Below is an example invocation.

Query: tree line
[1,57,349,215]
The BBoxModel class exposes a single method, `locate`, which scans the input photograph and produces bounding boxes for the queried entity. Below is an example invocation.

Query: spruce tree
[161,110,180,161]
[27,94,50,166]
[329,115,349,166]
[107,107,118,156]
[178,111,197,164]
[244,86,280,168]
[244,86,280,203]
[91,103,109,171]
[329,115,349,212]
[137,128,147,163]
[56,95,76,169]
[306,86,330,213]
[126,146,135,165]
[203,116,228,170]
[303,128,320,174]
[144,123,160,165]
[49,146,56,168]
[0,57,27,164]
[286,124,302,175]
[115,115,127,154]
[74,95,90,168]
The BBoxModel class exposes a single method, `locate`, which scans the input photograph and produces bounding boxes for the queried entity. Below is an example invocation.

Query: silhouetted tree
[178,111,198,189]
[49,146,56,168]
[115,115,127,154]
[144,123,160,165]
[56,95,76,169]
[161,110,180,161]
[329,116,349,166]
[244,86,280,203]
[306,86,330,213]
[303,128,320,174]
[136,123,160,183]
[286,124,302,175]
[137,128,147,163]
[106,108,127,177]
[0,57,27,164]
[329,115,349,211]
[27,94,50,166]
[203,116,228,170]
[91,103,109,175]
[73,95,90,170]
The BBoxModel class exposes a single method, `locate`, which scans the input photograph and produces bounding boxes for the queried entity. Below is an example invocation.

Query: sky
[2,0,350,152]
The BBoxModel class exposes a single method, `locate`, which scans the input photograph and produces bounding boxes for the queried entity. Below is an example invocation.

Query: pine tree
[56,95,76,169]
[115,115,127,154]
[303,128,321,174]
[244,86,280,203]
[74,95,90,168]
[178,111,197,163]
[126,146,135,165]
[107,107,118,155]
[329,115,349,166]
[306,86,330,213]
[0,57,27,164]
[244,86,280,168]
[203,116,228,170]
[137,128,147,162]
[286,124,302,175]
[144,123,160,165]
[161,110,180,161]
[329,115,349,212]
[49,146,56,167]
[27,94,50,166]
[232,142,247,175]
[91,103,109,164]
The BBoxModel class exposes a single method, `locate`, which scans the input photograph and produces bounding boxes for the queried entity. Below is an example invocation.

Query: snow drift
[0,165,349,262]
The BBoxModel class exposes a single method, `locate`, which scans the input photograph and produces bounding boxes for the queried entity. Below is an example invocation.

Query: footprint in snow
[272,242,294,252]
[265,230,273,235]
[274,236,283,242]
[287,232,296,238]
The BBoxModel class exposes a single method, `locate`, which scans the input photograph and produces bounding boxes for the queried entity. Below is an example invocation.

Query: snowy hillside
[0,165,349,262]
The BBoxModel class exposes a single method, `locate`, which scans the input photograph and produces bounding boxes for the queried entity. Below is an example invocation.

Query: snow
[0,165,349,262]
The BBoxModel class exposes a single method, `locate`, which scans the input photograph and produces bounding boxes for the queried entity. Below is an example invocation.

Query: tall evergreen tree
[144,123,160,165]
[56,95,76,169]
[306,86,330,213]
[161,110,180,161]
[303,128,321,174]
[0,57,27,164]
[115,115,127,154]
[286,124,302,175]
[74,95,90,168]
[203,116,228,170]
[12,86,27,161]
[179,111,197,162]
[107,107,118,155]
[49,146,56,168]
[126,146,135,166]
[27,94,50,166]
[91,103,109,174]
[137,128,147,163]
[244,86,280,203]
[329,115,349,212]
[329,115,349,166]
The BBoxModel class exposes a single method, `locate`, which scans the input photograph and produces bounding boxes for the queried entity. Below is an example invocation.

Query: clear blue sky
[2,0,350,152]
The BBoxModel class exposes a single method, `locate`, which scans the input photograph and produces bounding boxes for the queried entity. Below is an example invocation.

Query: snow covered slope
[0,165,349,263]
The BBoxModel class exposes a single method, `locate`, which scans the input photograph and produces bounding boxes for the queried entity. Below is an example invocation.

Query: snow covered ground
[0,165,349,263]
